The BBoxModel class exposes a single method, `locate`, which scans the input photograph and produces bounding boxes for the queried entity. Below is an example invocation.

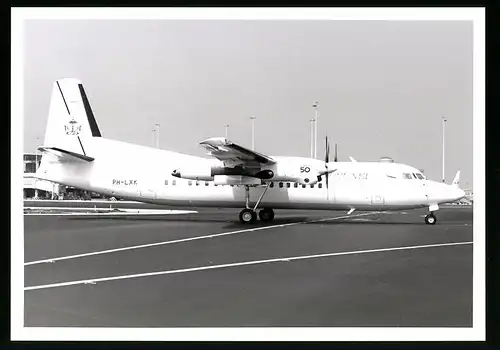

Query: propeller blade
[325,136,330,164]
[324,136,330,189]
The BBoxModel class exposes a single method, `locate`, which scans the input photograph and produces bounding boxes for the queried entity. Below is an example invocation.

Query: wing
[199,137,275,168]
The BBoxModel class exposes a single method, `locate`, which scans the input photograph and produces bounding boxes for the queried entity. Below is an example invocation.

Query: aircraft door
[139,188,157,199]
[371,194,385,205]
[370,178,385,207]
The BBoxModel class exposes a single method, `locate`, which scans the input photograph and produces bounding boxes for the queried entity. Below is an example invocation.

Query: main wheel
[259,208,275,222]
[425,213,437,225]
[239,209,257,224]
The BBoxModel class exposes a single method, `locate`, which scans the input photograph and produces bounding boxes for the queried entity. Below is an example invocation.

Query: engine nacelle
[172,165,254,181]
[171,166,214,181]
[213,175,262,186]
[262,161,322,185]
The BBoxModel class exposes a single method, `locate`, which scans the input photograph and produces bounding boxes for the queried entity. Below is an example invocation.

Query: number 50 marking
[300,166,311,173]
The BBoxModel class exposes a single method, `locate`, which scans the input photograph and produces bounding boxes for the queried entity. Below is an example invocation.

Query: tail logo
[64,118,82,136]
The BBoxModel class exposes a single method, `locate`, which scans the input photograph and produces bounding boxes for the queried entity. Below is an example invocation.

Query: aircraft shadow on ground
[66,215,424,226]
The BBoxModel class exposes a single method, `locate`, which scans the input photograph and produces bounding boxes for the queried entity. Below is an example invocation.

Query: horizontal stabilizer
[38,146,95,162]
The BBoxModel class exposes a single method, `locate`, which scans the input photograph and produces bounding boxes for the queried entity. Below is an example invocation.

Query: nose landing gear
[425,213,437,225]
[425,204,439,225]
[238,183,274,224]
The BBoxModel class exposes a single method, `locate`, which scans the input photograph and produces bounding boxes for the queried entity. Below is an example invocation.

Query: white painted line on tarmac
[24,241,473,291]
[25,207,125,210]
[24,209,197,216]
[24,200,141,204]
[24,212,379,266]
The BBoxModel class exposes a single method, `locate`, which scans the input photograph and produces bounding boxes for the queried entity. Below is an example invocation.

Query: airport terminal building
[23,153,52,199]
[23,152,107,200]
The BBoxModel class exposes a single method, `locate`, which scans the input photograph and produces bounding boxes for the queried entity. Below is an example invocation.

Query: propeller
[317,135,335,190]
[325,135,330,189]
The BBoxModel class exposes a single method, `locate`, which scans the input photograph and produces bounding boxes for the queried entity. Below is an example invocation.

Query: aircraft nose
[447,185,465,202]
[454,187,465,200]
[426,181,465,203]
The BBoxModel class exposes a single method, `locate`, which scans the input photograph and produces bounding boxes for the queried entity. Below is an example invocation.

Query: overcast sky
[23,19,473,187]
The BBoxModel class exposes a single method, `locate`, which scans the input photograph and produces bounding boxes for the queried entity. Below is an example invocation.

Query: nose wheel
[425,213,437,225]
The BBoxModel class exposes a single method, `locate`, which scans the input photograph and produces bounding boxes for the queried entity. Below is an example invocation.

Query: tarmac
[23,204,473,327]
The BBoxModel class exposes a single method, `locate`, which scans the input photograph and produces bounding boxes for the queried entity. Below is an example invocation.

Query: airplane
[33,78,465,225]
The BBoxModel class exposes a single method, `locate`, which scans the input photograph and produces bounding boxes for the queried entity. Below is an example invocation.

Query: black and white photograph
[12,7,485,341]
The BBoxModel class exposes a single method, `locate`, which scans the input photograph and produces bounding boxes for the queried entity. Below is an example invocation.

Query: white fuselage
[38,137,463,211]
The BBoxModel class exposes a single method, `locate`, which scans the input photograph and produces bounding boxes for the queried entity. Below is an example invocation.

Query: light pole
[250,116,256,150]
[442,116,447,183]
[35,136,39,171]
[34,136,39,199]
[310,119,315,158]
[313,102,319,159]
[225,124,230,139]
[155,123,160,148]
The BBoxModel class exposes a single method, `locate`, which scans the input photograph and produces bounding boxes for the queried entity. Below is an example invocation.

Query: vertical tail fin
[452,170,460,187]
[43,78,101,152]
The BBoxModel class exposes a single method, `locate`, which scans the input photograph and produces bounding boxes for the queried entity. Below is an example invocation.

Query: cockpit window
[402,173,413,179]
[415,173,425,180]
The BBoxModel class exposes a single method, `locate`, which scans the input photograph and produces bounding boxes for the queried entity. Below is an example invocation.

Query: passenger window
[172,180,176,186]
[294,183,298,188]
[270,182,274,188]
[286,183,290,188]
[188,181,192,186]
[196,181,200,186]
[205,182,209,186]
[318,183,322,188]
[279,182,283,188]
[164,180,168,186]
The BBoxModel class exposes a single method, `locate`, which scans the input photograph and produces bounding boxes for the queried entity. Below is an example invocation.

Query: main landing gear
[239,183,275,224]
[424,213,437,225]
